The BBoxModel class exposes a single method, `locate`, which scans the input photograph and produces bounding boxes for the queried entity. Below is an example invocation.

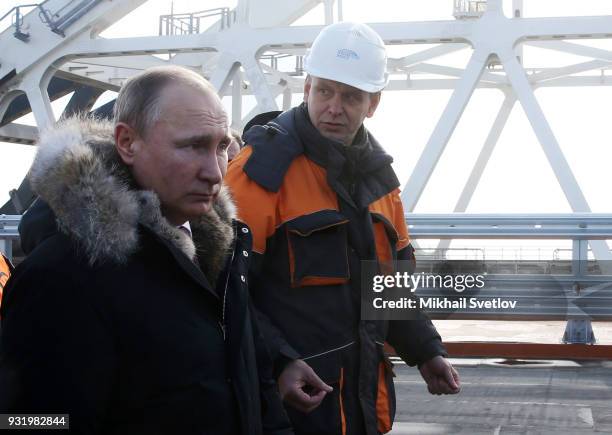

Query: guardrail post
[563,316,596,344]
[571,239,588,277]
[565,240,596,344]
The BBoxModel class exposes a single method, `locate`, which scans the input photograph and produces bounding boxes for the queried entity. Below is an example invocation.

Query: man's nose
[198,152,223,185]
[327,94,343,116]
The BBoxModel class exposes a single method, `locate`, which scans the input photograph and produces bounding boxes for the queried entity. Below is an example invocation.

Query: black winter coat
[0,118,292,435]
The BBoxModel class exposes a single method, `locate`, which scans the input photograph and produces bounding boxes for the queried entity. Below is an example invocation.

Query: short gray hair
[113,65,215,138]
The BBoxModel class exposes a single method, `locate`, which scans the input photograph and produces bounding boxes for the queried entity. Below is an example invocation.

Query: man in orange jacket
[226,22,460,435]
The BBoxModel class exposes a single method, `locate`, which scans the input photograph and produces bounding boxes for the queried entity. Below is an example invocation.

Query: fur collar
[29,116,236,284]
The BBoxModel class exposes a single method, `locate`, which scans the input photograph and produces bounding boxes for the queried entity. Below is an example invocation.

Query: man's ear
[366,92,381,118]
[303,75,312,103]
[114,122,138,165]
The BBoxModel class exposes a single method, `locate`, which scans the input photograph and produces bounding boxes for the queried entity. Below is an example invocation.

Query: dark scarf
[293,103,400,263]
[293,103,398,210]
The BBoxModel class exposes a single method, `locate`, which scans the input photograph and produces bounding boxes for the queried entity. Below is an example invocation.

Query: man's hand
[418,355,461,395]
[278,359,333,413]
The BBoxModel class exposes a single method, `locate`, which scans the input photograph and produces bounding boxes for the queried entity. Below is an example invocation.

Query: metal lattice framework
[1,0,611,262]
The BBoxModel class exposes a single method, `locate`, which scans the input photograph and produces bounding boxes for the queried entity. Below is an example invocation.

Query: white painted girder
[386,75,612,91]
[20,65,56,129]
[239,87,285,128]
[242,57,279,112]
[0,91,22,122]
[401,49,489,211]
[391,1,612,262]
[0,123,37,144]
[44,15,607,72]
[0,0,611,264]
[436,93,517,253]
[455,93,516,213]
[259,63,302,89]
[501,48,612,262]
[528,59,612,84]
[231,69,243,130]
[37,49,170,96]
[0,0,148,81]
[55,32,220,59]
[209,54,240,95]
[403,62,506,84]
[6,3,612,121]
[51,70,610,101]
[501,49,589,212]
[526,40,612,63]
[387,44,467,70]
[26,5,612,119]
[50,56,612,104]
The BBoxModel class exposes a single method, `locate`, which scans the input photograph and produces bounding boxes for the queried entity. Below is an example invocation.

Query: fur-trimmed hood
[27,116,236,284]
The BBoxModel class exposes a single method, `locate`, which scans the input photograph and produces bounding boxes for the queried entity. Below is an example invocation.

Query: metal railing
[158,7,235,36]
[407,213,612,277]
[417,246,572,262]
[405,214,612,328]
[3,212,612,258]
[3,213,612,321]
[46,0,103,37]
[406,213,612,240]
[0,2,52,41]
[0,0,102,40]
[453,0,487,19]
[415,247,485,261]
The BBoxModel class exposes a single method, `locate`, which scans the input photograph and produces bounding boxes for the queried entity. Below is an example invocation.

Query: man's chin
[319,130,348,145]
[196,201,214,214]
[182,202,214,221]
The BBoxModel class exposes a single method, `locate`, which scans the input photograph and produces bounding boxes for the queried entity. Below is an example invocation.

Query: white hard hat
[304,22,389,93]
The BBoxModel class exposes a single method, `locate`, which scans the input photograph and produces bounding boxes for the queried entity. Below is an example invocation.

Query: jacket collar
[242,105,400,207]
[293,104,401,208]
[242,109,303,192]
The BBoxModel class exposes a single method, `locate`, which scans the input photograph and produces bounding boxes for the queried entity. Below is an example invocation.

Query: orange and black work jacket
[226,105,447,435]
[0,253,13,305]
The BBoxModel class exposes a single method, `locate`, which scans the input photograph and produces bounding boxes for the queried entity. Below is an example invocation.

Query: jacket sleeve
[249,303,294,435]
[226,149,301,374]
[385,191,448,366]
[386,313,448,367]
[251,293,301,376]
[0,260,117,433]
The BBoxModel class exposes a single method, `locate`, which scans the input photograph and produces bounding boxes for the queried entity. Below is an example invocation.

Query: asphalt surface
[389,358,612,434]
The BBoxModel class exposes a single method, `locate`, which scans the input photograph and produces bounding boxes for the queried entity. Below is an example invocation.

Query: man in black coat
[0,66,292,435]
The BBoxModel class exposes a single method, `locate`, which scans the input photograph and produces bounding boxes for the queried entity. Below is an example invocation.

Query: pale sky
[2,0,612,221]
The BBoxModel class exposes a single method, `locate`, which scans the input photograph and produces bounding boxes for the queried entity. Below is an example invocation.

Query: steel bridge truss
[1,0,612,261]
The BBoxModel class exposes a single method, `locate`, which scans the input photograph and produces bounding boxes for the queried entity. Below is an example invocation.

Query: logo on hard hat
[336,48,360,60]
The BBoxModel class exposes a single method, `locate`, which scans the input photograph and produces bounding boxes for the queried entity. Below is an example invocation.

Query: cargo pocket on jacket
[286,210,349,288]
[376,344,396,434]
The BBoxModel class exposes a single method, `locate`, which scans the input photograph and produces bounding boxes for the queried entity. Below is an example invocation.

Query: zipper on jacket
[220,226,237,341]
[218,321,225,340]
